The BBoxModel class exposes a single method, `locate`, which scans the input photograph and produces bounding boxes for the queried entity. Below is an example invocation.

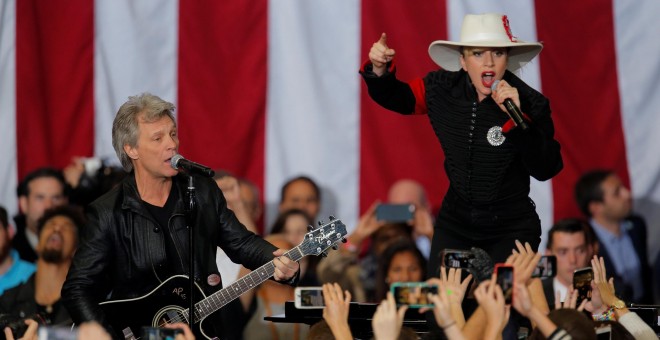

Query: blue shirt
[590,219,643,300]
[0,249,36,295]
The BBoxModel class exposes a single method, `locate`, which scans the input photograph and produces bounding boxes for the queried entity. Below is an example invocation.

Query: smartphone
[573,267,593,306]
[532,255,557,278]
[141,327,182,340]
[37,326,79,340]
[294,287,325,309]
[390,282,438,308]
[441,249,474,269]
[375,203,415,222]
[495,264,514,305]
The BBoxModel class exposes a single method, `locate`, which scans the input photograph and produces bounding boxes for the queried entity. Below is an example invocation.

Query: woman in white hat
[360,13,562,274]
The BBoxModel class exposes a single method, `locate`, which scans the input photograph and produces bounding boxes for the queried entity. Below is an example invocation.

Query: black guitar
[99,217,347,340]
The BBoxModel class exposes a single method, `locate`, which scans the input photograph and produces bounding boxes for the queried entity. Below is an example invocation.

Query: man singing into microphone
[62,93,299,339]
[361,13,562,271]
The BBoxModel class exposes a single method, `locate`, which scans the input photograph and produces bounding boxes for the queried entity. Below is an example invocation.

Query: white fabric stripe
[94,0,179,165]
[613,0,660,261]
[0,0,18,223]
[449,0,554,250]
[265,0,361,231]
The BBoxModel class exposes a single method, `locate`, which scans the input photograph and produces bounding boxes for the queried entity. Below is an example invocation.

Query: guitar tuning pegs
[332,244,339,250]
[318,221,323,226]
[329,215,336,220]
[341,237,347,243]
[307,225,314,231]
[321,251,328,257]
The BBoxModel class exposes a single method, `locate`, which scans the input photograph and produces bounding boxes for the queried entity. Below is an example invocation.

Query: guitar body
[100,275,212,340]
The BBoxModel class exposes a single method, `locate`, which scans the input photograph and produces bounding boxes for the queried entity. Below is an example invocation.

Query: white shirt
[553,277,569,303]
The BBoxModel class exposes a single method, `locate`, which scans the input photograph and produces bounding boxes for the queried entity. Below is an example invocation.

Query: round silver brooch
[486,126,505,146]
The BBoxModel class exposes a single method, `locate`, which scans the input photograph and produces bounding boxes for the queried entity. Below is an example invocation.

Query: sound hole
[153,305,188,327]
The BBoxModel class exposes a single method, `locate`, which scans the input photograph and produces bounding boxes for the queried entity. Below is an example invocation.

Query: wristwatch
[611,299,626,309]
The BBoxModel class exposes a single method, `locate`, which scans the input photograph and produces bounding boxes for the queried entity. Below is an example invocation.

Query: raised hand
[427,280,455,329]
[506,240,541,286]
[412,205,434,240]
[438,267,473,305]
[583,281,607,314]
[322,283,353,340]
[347,201,385,248]
[474,277,510,338]
[372,292,408,340]
[591,256,618,307]
[368,33,396,76]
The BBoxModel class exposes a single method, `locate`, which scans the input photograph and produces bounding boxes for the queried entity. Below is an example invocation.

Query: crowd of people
[1,161,658,339]
[1,11,659,340]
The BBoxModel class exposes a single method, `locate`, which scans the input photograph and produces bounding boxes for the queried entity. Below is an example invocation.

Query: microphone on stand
[491,80,528,130]
[170,154,215,177]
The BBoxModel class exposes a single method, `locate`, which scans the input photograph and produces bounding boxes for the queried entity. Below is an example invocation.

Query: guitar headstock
[298,216,347,257]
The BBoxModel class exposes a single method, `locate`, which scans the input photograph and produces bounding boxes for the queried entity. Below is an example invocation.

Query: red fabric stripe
[178,0,267,229]
[408,78,427,115]
[16,0,94,179]
[535,1,630,220]
[360,1,448,214]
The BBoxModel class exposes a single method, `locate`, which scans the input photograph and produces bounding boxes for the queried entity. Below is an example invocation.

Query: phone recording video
[573,267,593,305]
[390,282,438,308]
[294,287,325,309]
[496,264,514,305]
[375,204,415,223]
[441,249,474,269]
[141,327,182,340]
[532,255,557,278]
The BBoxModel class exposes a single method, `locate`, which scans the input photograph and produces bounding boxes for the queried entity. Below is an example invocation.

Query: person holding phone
[542,218,594,308]
[587,256,657,340]
[374,240,427,301]
[361,12,562,281]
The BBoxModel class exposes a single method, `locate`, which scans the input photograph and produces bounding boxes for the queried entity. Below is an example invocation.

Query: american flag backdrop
[1,0,659,263]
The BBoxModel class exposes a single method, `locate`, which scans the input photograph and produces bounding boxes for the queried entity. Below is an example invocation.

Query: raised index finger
[378,32,388,47]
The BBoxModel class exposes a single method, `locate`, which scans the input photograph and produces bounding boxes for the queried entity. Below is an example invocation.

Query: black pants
[428,189,542,277]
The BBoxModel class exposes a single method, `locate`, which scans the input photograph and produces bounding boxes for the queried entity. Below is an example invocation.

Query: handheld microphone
[491,80,528,130]
[170,154,215,177]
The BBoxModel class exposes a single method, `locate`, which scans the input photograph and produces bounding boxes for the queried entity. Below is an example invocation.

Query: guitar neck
[191,246,304,322]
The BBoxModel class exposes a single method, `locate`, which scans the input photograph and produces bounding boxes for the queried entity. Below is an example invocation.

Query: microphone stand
[184,175,197,329]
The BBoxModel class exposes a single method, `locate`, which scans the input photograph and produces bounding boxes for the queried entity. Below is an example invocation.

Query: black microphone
[491,80,528,130]
[170,154,215,177]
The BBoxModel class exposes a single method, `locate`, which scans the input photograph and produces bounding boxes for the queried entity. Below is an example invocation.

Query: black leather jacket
[61,173,276,330]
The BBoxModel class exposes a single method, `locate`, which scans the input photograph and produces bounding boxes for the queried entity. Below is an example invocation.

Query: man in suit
[575,169,653,304]
[542,218,594,309]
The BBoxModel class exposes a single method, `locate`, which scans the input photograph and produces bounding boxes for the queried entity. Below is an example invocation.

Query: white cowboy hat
[428,13,543,72]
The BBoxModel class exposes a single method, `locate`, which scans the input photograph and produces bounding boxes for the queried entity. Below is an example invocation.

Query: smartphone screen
[573,267,593,305]
[141,327,182,340]
[532,255,557,278]
[441,249,474,269]
[496,265,514,305]
[375,204,415,222]
[294,287,325,309]
[390,282,437,308]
